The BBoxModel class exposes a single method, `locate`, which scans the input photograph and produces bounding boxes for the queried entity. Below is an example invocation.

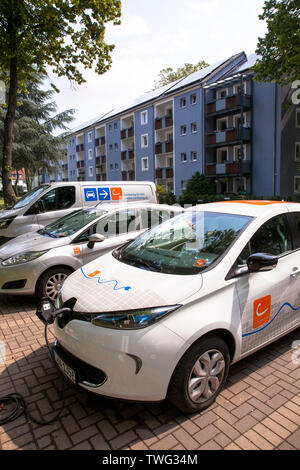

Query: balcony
[76,160,85,169]
[155,140,173,155]
[205,160,251,176]
[155,167,174,179]
[95,136,105,147]
[205,94,251,116]
[155,114,173,130]
[121,149,134,160]
[120,126,134,140]
[205,126,251,146]
[76,144,84,153]
[62,164,68,172]
[96,155,106,166]
[96,173,107,181]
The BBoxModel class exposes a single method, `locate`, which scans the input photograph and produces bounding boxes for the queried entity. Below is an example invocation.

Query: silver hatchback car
[0,202,182,300]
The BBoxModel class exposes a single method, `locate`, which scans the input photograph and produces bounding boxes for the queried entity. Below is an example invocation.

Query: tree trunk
[2,56,18,207]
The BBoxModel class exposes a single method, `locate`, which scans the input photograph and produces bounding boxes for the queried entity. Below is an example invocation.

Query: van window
[38,186,75,212]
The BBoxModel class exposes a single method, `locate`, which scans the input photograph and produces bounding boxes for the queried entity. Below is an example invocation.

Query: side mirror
[87,233,105,249]
[247,253,278,273]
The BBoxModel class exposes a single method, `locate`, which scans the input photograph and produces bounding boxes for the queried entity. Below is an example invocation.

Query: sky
[46,0,268,132]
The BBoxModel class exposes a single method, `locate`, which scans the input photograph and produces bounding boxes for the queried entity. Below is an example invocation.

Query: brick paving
[0,293,299,451]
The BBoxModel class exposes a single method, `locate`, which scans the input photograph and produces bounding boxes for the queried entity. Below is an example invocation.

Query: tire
[167,334,230,414]
[36,267,73,301]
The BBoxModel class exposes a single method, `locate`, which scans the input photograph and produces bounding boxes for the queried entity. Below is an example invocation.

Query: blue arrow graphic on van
[242,302,300,337]
[80,267,131,292]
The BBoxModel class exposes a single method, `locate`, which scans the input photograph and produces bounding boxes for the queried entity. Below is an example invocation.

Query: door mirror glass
[247,253,278,273]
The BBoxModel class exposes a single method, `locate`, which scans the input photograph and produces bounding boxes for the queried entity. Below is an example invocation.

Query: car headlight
[0,217,15,230]
[91,305,181,330]
[1,250,48,266]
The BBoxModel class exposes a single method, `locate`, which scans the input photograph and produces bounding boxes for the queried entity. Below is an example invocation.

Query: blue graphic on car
[84,188,98,201]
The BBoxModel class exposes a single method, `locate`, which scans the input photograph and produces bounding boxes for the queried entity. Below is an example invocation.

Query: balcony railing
[205,126,251,146]
[121,149,134,160]
[121,126,134,140]
[96,155,106,166]
[205,160,251,176]
[155,114,173,130]
[155,140,173,155]
[205,94,251,115]
[76,160,85,168]
[76,144,84,152]
[95,136,105,147]
[96,173,107,181]
[155,167,174,179]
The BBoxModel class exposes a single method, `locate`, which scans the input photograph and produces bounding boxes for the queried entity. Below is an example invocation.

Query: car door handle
[290,268,300,278]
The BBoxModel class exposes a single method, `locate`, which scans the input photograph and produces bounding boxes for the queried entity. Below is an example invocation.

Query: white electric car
[46,201,300,413]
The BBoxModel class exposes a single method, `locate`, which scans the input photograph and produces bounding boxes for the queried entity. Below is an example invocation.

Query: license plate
[54,351,77,384]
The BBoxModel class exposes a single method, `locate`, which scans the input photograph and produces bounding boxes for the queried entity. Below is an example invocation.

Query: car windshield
[12,185,50,209]
[41,208,108,238]
[117,211,252,275]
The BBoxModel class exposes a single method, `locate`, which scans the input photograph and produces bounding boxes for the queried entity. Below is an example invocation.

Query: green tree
[180,172,216,205]
[0,74,75,192]
[0,0,121,206]
[156,184,176,205]
[153,61,210,89]
[253,0,300,84]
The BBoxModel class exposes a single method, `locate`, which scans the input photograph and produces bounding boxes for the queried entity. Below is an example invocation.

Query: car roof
[187,200,300,217]
[93,202,183,212]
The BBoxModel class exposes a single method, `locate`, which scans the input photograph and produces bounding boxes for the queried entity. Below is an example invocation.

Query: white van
[0,181,158,245]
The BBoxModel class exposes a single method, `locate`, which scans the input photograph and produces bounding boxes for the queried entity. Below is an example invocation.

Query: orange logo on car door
[110,187,123,200]
[253,295,271,329]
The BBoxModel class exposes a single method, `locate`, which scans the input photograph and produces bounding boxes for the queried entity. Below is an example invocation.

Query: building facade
[42,52,300,199]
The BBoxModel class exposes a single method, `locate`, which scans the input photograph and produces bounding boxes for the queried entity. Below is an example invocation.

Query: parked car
[0,202,181,300]
[0,181,158,246]
[47,201,300,413]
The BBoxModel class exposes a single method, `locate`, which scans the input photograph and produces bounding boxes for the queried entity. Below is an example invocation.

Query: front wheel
[36,267,73,301]
[167,335,230,414]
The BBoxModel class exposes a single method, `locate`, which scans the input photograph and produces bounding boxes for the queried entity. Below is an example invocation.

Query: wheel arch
[35,264,75,296]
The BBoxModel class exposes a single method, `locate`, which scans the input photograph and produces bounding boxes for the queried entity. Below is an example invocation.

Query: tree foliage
[153,61,210,89]
[0,74,75,191]
[179,172,216,206]
[0,0,121,206]
[253,0,300,84]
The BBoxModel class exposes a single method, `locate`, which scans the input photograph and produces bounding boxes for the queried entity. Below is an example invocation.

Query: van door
[81,208,141,264]
[35,186,77,227]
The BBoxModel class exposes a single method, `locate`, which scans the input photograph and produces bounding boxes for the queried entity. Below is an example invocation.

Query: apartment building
[42,52,300,199]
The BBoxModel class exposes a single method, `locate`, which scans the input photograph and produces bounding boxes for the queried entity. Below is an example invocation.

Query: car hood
[0,231,71,258]
[61,252,203,313]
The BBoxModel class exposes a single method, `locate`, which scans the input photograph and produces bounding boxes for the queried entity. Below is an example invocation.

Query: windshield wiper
[38,229,58,238]
[122,255,161,272]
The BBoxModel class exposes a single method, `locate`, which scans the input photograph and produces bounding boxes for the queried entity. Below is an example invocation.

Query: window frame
[141,134,148,148]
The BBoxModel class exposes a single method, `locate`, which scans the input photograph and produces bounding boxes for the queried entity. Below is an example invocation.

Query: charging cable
[0,307,71,426]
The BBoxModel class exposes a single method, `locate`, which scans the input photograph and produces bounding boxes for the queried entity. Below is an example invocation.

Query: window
[115,163,119,170]
[238,215,292,265]
[141,134,148,148]
[95,209,138,238]
[181,152,187,163]
[233,145,247,161]
[295,143,300,162]
[109,124,112,132]
[180,125,187,136]
[297,109,300,128]
[233,113,246,128]
[89,166,93,177]
[109,144,113,153]
[110,163,113,171]
[88,149,93,160]
[141,110,148,125]
[294,176,300,194]
[233,82,246,95]
[217,118,228,131]
[190,94,197,105]
[114,143,118,151]
[216,88,227,100]
[88,132,92,143]
[180,97,186,108]
[35,186,75,213]
[114,122,117,130]
[191,122,197,133]
[217,148,228,163]
[141,157,148,171]
[191,151,197,162]
[140,208,174,230]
